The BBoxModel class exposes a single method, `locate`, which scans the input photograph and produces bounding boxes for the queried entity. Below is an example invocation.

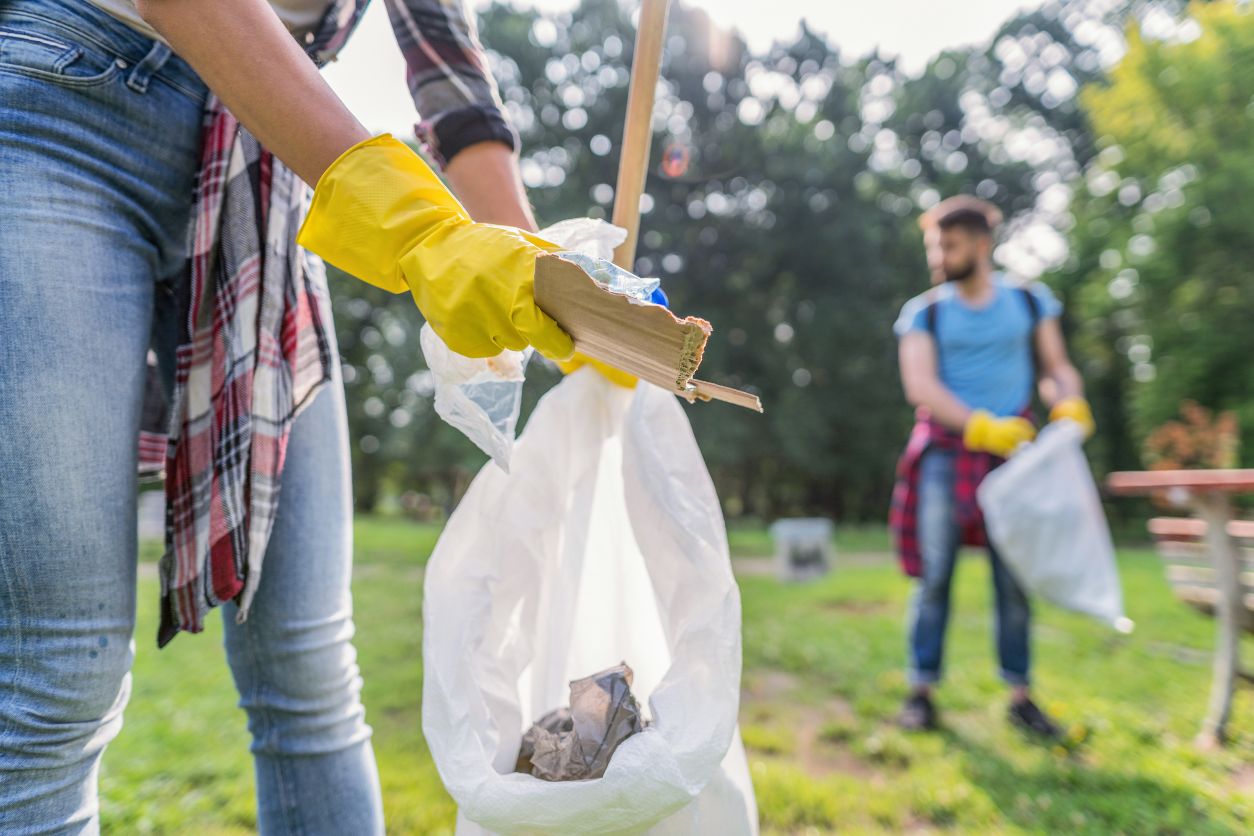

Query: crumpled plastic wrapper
[515,663,645,782]
[553,251,660,304]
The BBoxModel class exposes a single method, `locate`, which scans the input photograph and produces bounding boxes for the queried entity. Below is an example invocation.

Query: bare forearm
[444,142,537,230]
[906,379,973,431]
[1033,319,1085,406]
[899,335,972,430]
[1045,363,1084,404]
[137,0,369,186]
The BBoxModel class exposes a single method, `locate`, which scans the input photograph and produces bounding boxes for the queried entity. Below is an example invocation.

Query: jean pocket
[0,25,122,88]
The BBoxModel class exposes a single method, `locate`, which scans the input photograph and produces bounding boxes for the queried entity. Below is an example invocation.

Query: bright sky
[324,0,1046,135]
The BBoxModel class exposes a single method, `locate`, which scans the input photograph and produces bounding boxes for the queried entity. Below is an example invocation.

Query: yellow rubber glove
[963,410,1037,457]
[555,354,638,388]
[1050,396,1096,439]
[297,134,574,361]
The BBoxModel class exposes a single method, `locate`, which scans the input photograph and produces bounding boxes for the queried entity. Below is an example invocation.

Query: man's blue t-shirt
[894,275,1062,417]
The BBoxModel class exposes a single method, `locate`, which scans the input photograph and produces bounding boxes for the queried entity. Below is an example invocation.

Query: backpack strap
[923,298,941,366]
[1020,286,1042,380]
[1020,286,1041,328]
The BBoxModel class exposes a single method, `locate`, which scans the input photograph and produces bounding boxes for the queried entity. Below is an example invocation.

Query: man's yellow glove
[297,134,574,361]
[1049,396,1096,439]
[963,410,1036,457]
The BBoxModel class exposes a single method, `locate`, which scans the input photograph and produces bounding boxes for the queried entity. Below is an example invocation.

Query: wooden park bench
[1147,517,1254,632]
[1108,469,1254,748]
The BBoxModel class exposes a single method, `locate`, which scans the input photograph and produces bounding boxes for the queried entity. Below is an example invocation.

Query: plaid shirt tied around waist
[888,410,1009,579]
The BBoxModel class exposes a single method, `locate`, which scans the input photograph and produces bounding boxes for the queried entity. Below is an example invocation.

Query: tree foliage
[1062,1,1254,469]
[327,0,1243,519]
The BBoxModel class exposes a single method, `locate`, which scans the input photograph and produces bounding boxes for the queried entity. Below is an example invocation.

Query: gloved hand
[963,410,1036,457]
[297,134,574,361]
[1049,396,1096,439]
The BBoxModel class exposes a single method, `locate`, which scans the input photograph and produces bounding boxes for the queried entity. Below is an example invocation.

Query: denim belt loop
[125,41,172,94]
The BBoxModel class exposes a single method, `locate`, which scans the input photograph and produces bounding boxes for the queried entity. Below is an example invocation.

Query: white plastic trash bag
[422,368,758,835]
[977,420,1133,632]
[419,324,531,471]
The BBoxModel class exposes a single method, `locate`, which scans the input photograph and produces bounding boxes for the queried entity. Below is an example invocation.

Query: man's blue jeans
[0,2,383,832]
[907,449,1032,687]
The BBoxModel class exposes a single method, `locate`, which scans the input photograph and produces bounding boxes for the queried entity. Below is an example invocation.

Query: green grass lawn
[102,518,1251,834]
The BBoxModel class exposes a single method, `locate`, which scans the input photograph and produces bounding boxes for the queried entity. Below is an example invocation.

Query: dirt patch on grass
[819,598,895,616]
[793,703,880,780]
[1144,640,1212,667]
[744,669,800,700]
[741,669,881,780]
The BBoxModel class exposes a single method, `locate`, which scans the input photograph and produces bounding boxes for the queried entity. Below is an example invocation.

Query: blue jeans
[907,449,1032,687]
[0,2,383,832]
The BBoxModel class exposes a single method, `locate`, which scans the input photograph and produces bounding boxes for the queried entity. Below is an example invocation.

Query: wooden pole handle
[611,0,672,270]
[603,1,763,413]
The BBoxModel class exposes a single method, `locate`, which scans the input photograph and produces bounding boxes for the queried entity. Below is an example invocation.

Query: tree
[475,0,1121,519]
[1063,1,1254,467]
[328,0,1207,519]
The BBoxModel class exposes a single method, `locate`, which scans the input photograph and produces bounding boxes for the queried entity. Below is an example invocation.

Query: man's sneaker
[897,692,938,731]
[1008,697,1061,739]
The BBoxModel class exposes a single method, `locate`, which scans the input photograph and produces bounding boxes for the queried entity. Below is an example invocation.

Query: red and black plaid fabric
[382,0,518,166]
[145,3,373,646]
[888,410,1003,578]
[153,106,335,646]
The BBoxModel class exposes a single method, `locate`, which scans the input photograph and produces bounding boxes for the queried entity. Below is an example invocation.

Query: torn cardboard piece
[534,254,763,412]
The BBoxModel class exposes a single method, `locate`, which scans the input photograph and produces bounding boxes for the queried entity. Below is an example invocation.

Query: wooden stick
[611,0,671,270]
[601,0,763,413]
[690,378,764,413]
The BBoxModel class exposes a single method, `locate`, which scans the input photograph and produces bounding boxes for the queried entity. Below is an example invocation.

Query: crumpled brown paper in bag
[515,663,645,781]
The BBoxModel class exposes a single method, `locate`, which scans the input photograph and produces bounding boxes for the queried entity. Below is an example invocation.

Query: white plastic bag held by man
[978,420,1132,631]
